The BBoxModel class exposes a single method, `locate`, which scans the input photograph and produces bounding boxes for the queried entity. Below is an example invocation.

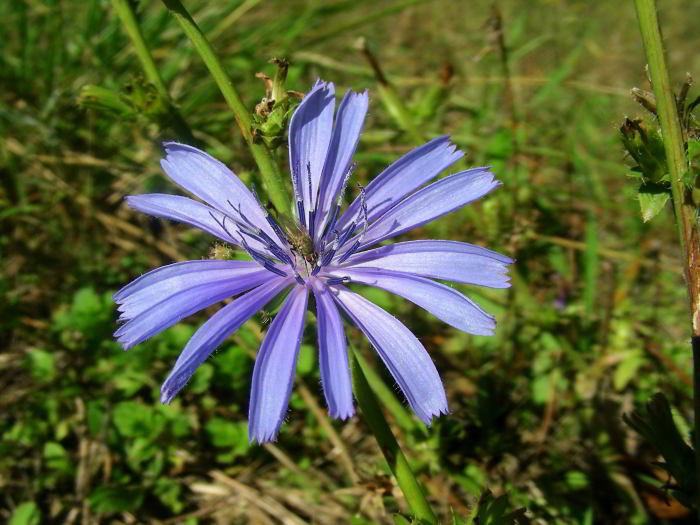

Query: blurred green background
[2,0,700,523]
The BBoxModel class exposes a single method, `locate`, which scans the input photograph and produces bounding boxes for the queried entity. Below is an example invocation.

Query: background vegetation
[2,0,700,523]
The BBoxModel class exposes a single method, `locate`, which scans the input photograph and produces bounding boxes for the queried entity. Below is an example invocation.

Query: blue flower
[114,80,512,443]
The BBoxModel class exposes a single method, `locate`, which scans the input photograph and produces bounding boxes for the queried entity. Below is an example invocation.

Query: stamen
[306,161,313,207]
[323,204,339,242]
[308,208,316,242]
[306,161,314,228]
[267,243,294,266]
[239,237,270,266]
[297,199,306,228]
[228,200,259,232]
[338,223,356,246]
[265,214,288,245]
[208,211,237,242]
[337,162,355,206]
[263,262,288,277]
[337,239,361,263]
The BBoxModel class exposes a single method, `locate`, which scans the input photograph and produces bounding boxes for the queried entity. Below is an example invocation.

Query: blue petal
[314,89,368,240]
[115,260,263,320]
[288,81,336,215]
[325,267,496,336]
[248,285,309,443]
[336,136,463,231]
[311,279,353,419]
[160,276,293,404]
[114,262,275,349]
[331,285,448,425]
[126,194,238,244]
[340,240,512,289]
[341,167,500,253]
[160,143,278,242]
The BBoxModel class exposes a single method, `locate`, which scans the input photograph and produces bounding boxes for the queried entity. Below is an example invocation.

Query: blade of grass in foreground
[351,345,438,524]
[110,0,194,143]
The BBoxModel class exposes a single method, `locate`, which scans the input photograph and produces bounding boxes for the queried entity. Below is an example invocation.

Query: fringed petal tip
[329,405,355,421]
[418,404,450,427]
[248,424,283,444]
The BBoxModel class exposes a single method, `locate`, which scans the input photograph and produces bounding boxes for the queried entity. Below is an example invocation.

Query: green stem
[111,0,194,142]
[161,0,289,214]
[352,350,424,435]
[351,346,438,524]
[111,0,168,98]
[634,0,699,518]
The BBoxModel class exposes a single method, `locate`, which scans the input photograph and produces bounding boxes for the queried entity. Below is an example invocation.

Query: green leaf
[9,502,40,525]
[205,418,249,460]
[393,514,412,525]
[613,351,645,390]
[25,348,55,381]
[468,490,530,525]
[89,486,144,513]
[153,478,184,513]
[44,442,73,474]
[638,183,670,222]
[113,401,165,438]
[623,393,696,507]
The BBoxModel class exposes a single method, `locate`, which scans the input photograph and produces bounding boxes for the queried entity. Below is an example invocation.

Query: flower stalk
[160,0,289,215]
[351,346,438,524]
[634,0,700,517]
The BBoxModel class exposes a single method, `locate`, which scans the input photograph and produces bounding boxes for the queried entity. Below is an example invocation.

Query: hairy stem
[634,0,699,517]
[161,0,289,215]
[351,346,438,524]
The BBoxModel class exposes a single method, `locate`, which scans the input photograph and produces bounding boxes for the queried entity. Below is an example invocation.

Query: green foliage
[88,486,145,513]
[449,491,529,525]
[9,503,40,525]
[623,393,696,507]
[1,0,698,522]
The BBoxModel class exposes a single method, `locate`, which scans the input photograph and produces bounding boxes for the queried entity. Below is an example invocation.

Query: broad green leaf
[9,502,40,525]
[638,183,670,222]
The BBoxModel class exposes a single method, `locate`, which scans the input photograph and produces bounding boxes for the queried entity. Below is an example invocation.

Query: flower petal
[325,267,496,336]
[288,81,335,216]
[160,143,277,241]
[315,89,368,239]
[335,136,464,231]
[114,264,275,350]
[249,285,309,443]
[114,260,263,320]
[160,276,292,404]
[331,285,447,425]
[310,279,353,419]
[342,167,500,253]
[340,240,513,289]
[126,194,238,244]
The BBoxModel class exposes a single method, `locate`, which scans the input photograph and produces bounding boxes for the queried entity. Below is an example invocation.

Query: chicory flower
[114,80,512,443]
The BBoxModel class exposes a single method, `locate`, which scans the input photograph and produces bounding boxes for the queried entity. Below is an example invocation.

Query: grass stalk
[350,346,438,524]
[111,0,194,143]
[633,0,699,517]
[161,0,289,215]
